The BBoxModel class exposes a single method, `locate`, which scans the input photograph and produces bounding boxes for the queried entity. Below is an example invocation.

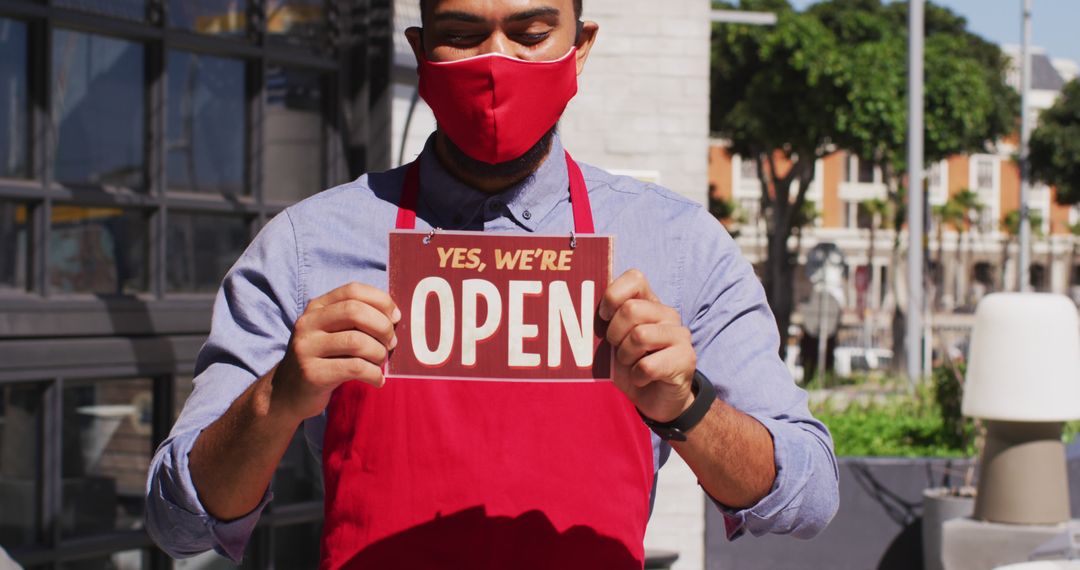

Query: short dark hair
[419,1,584,22]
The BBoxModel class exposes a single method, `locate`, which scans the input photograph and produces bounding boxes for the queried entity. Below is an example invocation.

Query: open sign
[387,230,613,382]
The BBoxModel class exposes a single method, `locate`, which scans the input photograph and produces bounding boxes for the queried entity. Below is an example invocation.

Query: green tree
[711,0,845,354]
[714,0,1017,365]
[1030,80,1080,205]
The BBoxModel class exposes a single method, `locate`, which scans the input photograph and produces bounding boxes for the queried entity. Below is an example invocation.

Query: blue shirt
[145,134,839,562]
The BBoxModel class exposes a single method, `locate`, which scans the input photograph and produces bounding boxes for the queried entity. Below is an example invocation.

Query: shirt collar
[416,133,571,232]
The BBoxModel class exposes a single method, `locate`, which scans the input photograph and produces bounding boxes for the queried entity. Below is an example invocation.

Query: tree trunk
[936,221,945,309]
[955,231,964,307]
[765,228,796,360]
[1000,237,1011,292]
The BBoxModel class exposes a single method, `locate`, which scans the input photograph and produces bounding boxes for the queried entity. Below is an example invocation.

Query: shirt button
[522,209,532,220]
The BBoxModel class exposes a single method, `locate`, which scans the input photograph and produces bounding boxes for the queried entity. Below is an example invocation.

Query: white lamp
[963,293,1080,524]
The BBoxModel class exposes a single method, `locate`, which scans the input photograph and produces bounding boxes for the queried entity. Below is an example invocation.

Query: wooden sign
[387,230,613,382]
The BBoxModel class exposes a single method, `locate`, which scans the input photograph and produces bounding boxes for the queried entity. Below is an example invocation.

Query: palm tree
[1068,222,1080,291]
[861,198,890,306]
[932,199,964,309]
[950,190,983,306]
[1001,209,1045,291]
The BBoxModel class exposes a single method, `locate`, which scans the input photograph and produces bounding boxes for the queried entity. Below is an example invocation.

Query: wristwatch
[638,370,717,442]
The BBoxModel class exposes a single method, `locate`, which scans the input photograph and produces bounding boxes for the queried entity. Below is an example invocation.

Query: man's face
[408,0,596,71]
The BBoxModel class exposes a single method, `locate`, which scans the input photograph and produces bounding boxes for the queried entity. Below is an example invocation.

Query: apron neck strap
[395,150,594,233]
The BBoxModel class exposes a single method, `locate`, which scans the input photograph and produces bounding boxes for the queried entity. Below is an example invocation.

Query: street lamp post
[907,0,926,384]
[1018,0,1033,292]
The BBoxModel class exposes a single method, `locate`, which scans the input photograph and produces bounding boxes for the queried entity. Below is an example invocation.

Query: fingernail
[392,308,402,323]
[598,305,611,321]
[390,335,398,349]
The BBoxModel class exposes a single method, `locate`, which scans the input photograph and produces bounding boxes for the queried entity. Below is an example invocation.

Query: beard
[439,126,557,183]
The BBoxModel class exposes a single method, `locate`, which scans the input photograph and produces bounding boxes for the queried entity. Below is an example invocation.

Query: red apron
[319,152,655,569]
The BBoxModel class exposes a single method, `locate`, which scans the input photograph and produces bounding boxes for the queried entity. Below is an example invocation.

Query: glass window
[264,66,323,203]
[62,379,153,538]
[739,156,757,180]
[976,158,995,190]
[166,212,248,293]
[52,30,145,189]
[54,0,147,21]
[174,376,193,423]
[49,206,149,295]
[272,522,323,568]
[267,0,328,49]
[858,158,875,184]
[272,429,323,504]
[0,18,29,180]
[167,51,246,196]
[60,549,150,569]
[169,0,247,36]
[0,202,30,292]
[0,383,45,549]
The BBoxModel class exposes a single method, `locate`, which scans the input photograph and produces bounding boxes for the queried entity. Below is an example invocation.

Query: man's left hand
[599,269,697,423]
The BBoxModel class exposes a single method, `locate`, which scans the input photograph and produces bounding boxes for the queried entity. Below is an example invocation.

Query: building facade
[0,1,394,568]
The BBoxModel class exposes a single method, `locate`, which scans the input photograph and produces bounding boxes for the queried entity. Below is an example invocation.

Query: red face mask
[418,48,579,165]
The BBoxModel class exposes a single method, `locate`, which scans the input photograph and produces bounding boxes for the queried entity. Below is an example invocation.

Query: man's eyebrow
[504,7,561,23]
[432,10,486,24]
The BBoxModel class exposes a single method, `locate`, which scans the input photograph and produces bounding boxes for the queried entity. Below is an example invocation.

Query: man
[146,0,839,568]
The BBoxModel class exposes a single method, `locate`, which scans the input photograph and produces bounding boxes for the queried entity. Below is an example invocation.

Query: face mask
[418,47,579,165]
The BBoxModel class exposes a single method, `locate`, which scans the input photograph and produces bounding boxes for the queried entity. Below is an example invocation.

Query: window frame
[0,0,366,567]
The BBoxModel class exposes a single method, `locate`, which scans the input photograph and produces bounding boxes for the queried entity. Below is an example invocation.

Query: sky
[788,0,1080,66]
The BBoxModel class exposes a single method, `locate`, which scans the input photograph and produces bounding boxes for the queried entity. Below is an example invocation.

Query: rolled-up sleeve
[146,210,302,561]
[679,207,839,540]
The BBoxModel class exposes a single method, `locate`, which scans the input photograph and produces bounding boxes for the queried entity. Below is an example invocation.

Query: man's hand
[271,282,400,421]
[599,269,697,423]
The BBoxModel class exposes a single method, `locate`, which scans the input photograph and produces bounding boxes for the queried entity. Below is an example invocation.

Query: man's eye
[517,32,550,45]
[443,33,482,46]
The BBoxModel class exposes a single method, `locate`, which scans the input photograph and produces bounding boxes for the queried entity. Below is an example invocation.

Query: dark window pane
[166,51,246,196]
[858,158,874,183]
[49,206,148,295]
[52,31,145,189]
[272,522,323,569]
[169,0,247,36]
[0,383,45,548]
[62,379,153,539]
[60,548,150,569]
[264,66,323,203]
[267,0,327,49]
[0,202,30,292]
[54,0,146,21]
[272,429,323,504]
[166,213,248,293]
[0,18,29,179]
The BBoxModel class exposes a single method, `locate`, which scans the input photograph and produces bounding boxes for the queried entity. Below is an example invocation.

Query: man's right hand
[271,282,401,421]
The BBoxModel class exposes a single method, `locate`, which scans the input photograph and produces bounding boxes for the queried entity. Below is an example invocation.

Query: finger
[308,300,397,347]
[630,345,695,388]
[605,299,682,348]
[308,330,392,364]
[307,282,400,323]
[615,324,689,367]
[599,269,658,321]
[328,357,385,388]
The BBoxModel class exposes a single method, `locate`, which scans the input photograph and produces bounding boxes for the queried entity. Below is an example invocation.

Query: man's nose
[477,32,518,58]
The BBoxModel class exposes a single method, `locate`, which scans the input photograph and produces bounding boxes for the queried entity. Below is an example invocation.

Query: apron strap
[395,151,595,233]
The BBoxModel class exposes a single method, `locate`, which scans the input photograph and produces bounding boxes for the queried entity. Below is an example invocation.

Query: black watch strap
[639,370,717,442]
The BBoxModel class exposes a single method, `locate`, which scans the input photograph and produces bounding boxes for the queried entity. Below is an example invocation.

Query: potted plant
[922,361,979,570]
